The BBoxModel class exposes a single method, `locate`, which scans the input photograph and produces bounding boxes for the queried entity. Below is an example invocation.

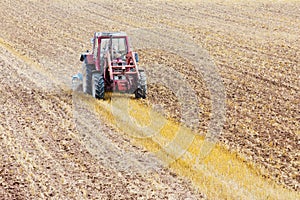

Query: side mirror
[135,52,139,62]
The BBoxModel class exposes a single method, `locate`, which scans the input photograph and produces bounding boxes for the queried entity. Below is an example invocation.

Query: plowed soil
[0,0,299,199]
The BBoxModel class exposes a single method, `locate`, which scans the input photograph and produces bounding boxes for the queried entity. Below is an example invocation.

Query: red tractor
[77,32,147,99]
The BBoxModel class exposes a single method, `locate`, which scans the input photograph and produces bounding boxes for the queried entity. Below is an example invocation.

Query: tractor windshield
[100,37,127,60]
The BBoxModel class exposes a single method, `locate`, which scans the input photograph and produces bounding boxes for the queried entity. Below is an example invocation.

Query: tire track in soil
[79,89,299,199]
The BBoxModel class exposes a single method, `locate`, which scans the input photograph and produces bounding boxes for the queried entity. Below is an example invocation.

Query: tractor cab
[93,33,131,70]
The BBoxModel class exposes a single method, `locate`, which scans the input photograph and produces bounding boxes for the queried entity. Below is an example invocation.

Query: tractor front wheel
[82,64,95,95]
[92,72,105,99]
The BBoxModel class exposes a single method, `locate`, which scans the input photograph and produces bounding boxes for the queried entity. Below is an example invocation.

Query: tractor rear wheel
[135,69,147,99]
[82,64,95,95]
[92,72,105,99]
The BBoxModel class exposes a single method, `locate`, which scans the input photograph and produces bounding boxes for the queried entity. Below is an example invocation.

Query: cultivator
[72,32,147,99]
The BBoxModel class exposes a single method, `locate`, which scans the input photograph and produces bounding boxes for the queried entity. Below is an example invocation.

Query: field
[0,0,299,199]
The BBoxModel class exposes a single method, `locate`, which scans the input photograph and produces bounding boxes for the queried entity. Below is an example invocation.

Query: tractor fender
[80,50,90,61]
[80,53,94,65]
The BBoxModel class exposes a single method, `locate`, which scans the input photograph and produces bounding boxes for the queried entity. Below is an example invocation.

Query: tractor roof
[95,32,127,38]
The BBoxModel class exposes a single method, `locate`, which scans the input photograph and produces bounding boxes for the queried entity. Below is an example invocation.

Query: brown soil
[0,0,299,198]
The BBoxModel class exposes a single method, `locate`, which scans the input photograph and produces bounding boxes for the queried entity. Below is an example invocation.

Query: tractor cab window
[112,38,127,59]
[100,39,109,52]
[100,37,127,61]
[99,39,109,68]
[93,37,98,60]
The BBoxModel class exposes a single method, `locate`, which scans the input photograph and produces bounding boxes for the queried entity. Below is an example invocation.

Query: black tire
[82,64,95,95]
[135,69,147,99]
[92,72,105,99]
